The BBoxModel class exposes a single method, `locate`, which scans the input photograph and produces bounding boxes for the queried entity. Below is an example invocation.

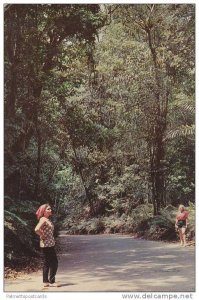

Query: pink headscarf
[36,204,48,219]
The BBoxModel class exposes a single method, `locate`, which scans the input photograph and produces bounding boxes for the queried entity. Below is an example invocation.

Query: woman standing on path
[35,204,59,288]
[175,204,189,247]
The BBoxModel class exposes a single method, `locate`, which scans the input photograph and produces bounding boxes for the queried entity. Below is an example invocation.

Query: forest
[4,4,195,269]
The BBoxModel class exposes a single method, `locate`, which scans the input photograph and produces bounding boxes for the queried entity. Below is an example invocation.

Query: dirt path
[4,233,195,292]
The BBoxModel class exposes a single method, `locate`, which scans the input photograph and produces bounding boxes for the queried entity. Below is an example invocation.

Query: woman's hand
[35,229,43,237]
[35,226,45,238]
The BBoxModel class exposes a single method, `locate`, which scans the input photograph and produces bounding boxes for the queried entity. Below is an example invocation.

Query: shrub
[62,203,195,242]
[4,199,41,266]
[135,203,195,241]
[125,204,153,233]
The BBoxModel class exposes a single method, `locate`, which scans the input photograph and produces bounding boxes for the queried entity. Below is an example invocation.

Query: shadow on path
[5,234,195,292]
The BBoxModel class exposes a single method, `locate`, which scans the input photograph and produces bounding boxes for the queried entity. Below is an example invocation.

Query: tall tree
[92,4,195,215]
[112,4,194,214]
[4,4,105,201]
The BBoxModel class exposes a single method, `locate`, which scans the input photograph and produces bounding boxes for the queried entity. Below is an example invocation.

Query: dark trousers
[42,247,58,284]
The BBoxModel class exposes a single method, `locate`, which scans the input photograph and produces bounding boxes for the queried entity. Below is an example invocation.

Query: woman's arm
[35,218,46,237]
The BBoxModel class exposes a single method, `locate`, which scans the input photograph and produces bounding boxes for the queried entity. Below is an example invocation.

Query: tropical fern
[4,210,28,227]
[165,124,195,140]
[181,103,195,114]
[4,221,16,232]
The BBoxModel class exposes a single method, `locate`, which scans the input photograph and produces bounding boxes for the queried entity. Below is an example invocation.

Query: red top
[176,211,189,221]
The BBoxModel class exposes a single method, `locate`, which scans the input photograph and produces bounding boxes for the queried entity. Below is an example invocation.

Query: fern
[4,221,16,233]
[4,210,28,227]
[165,124,195,140]
[181,103,195,114]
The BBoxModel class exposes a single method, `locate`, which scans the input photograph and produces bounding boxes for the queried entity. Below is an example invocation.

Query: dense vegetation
[4,4,195,267]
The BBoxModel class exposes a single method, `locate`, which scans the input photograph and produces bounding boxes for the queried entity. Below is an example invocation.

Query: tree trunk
[71,142,95,214]
[147,27,167,215]
[149,125,165,215]
[6,64,17,119]
[5,6,20,119]
[34,112,42,201]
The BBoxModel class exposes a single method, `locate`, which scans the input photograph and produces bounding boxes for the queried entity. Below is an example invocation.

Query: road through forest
[5,233,195,292]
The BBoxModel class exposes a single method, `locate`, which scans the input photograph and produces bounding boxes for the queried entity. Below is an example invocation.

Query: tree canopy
[4,4,195,265]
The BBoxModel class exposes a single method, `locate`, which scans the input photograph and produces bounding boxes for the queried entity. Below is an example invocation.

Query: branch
[146,4,155,13]
[103,4,120,26]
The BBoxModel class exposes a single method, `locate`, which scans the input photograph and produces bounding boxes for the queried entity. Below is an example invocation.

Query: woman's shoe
[49,282,60,287]
[43,283,49,288]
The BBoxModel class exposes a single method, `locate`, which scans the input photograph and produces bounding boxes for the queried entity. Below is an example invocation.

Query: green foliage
[4,4,195,268]
[5,210,28,227]
[63,203,195,242]
[186,202,195,239]
[166,137,194,205]
[166,125,195,140]
[66,218,105,234]
[4,198,40,263]
[135,204,195,241]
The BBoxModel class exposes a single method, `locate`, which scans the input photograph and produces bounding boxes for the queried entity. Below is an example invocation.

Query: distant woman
[35,204,59,288]
[175,204,189,247]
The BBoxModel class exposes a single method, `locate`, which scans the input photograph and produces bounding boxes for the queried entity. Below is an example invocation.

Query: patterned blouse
[40,217,55,248]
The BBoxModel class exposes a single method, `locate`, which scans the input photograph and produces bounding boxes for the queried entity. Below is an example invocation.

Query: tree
[112,4,194,214]
[4,4,105,201]
[92,4,194,215]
